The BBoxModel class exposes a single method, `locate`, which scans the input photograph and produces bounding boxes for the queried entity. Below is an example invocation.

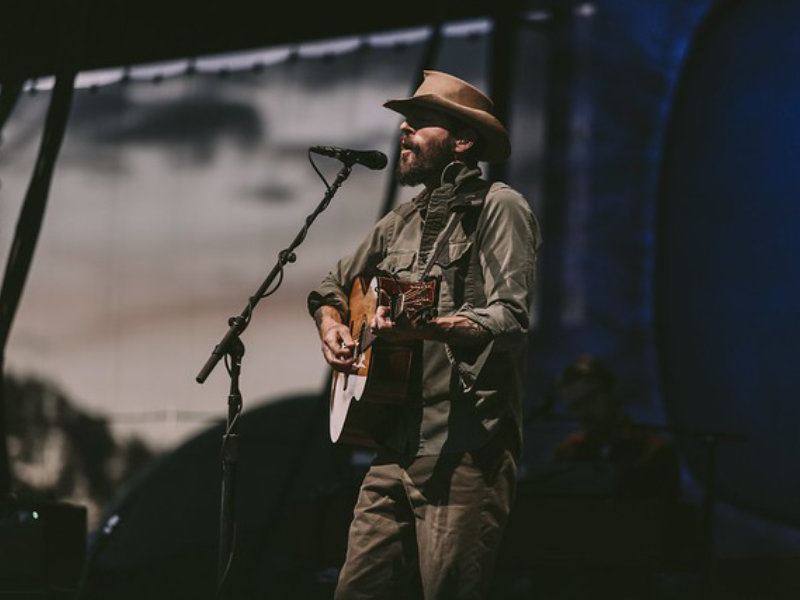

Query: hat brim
[383,94,511,163]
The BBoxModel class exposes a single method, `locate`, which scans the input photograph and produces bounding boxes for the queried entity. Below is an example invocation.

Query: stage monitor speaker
[499,493,692,570]
[0,499,86,594]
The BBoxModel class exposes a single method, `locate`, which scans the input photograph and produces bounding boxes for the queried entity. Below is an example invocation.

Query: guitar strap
[421,185,489,280]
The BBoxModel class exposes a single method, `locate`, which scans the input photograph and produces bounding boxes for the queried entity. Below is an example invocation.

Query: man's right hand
[315,306,358,373]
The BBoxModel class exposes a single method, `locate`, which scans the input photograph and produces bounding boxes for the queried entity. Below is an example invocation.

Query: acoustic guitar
[329,275,438,447]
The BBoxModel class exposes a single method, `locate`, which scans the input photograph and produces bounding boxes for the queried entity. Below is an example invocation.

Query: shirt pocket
[431,240,473,314]
[376,249,417,279]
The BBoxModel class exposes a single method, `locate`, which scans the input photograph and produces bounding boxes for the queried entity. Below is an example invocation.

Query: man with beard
[308,70,540,599]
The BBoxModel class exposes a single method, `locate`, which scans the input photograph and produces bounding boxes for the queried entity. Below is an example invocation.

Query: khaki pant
[334,437,517,600]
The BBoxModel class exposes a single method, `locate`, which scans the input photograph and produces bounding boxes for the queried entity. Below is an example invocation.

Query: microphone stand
[195,160,355,598]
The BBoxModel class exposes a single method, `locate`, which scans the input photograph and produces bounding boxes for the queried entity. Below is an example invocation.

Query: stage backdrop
[2,1,800,585]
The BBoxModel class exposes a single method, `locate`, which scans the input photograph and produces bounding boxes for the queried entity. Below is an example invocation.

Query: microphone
[310,145,388,170]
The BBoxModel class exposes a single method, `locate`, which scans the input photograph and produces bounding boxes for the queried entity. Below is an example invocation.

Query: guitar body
[329,276,437,448]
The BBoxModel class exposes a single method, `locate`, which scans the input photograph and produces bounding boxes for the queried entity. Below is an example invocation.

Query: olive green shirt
[308,162,541,457]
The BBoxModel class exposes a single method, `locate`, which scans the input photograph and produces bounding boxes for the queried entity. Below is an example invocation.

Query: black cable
[308,149,333,192]
[241,150,333,314]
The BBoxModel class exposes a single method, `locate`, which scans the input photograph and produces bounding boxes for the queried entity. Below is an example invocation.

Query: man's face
[396,109,458,188]
[559,378,617,431]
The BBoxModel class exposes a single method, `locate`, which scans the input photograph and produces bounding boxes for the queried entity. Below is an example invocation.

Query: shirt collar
[440,161,482,190]
[412,162,483,211]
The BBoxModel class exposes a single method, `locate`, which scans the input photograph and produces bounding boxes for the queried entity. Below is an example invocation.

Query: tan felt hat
[383,70,511,162]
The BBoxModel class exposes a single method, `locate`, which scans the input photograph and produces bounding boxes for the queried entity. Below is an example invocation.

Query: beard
[396,136,456,187]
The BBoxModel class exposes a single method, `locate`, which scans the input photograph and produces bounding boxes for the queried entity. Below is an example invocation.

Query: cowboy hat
[383,70,511,162]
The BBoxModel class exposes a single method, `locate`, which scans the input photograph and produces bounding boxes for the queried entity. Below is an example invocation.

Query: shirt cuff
[442,303,498,392]
[307,290,349,320]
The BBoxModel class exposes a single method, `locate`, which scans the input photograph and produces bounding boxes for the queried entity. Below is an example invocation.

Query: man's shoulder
[486,181,529,209]
[475,182,535,227]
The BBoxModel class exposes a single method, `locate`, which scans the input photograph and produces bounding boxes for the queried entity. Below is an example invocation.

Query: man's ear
[454,137,475,155]
[452,125,478,158]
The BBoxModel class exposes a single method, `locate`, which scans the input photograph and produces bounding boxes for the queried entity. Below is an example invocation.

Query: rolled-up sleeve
[447,186,541,388]
[306,215,391,321]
